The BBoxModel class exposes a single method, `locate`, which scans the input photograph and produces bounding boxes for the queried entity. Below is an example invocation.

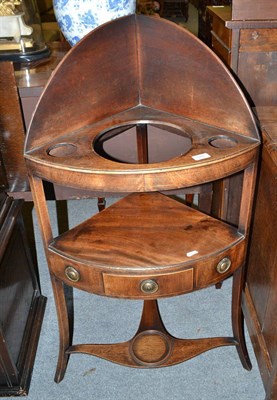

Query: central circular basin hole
[93,123,192,164]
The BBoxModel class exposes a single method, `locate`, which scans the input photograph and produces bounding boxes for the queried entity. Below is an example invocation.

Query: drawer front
[240,28,277,53]
[212,15,231,47]
[49,241,245,298]
[195,241,245,288]
[48,251,104,295]
[103,269,194,299]
[212,36,231,65]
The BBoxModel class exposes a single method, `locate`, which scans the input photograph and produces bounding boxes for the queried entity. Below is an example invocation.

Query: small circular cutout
[47,143,77,157]
[209,135,238,149]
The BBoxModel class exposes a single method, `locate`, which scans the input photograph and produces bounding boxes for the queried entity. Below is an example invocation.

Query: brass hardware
[65,265,80,282]
[216,258,231,274]
[252,31,259,40]
[140,279,159,294]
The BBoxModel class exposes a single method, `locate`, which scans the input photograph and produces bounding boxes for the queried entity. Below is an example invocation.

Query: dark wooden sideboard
[0,47,69,395]
[243,107,277,400]
[206,5,277,107]
[0,194,46,396]
[205,3,277,397]
[0,46,71,394]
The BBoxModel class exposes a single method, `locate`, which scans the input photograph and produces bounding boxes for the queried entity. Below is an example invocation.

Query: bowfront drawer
[49,238,245,298]
[103,269,194,299]
[195,241,245,288]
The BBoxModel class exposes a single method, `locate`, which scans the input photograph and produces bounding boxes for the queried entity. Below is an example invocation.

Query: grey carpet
[8,197,264,400]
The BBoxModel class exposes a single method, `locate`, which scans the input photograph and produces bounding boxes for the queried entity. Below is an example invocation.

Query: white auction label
[192,153,211,161]
[186,250,199,257]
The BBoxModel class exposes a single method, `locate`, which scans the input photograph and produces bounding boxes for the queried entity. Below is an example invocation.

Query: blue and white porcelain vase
[53,0,136,46]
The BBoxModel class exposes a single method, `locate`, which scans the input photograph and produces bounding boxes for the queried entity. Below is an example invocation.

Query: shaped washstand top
[24,14,260,193]
[25,14,259,150]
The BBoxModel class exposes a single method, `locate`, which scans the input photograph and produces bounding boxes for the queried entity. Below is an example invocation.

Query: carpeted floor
[4,197,264,400]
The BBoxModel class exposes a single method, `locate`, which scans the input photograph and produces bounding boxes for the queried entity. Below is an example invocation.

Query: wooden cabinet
[195,0,231,45]
[0,193,46,396]
[226,20,277,107]
[242,106,277,400]
[206,5,277,397]
[0,62,46,396]
[207,6,232,65]
[207,5,277,107]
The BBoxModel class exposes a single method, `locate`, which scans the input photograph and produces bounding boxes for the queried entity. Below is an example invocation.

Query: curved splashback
[25,14,259,152]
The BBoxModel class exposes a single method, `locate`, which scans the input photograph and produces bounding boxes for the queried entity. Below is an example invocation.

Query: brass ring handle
[65,265,80,282]
[216,258,231,274]
[140,279,159,294]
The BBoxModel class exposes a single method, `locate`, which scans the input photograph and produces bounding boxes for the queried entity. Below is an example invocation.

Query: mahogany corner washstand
[24,15,260,383]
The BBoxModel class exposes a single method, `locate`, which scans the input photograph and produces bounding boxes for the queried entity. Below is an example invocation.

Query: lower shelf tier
[48,192,245,299]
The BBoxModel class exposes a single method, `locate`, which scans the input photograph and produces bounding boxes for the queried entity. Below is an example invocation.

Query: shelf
[49,192,245,298]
